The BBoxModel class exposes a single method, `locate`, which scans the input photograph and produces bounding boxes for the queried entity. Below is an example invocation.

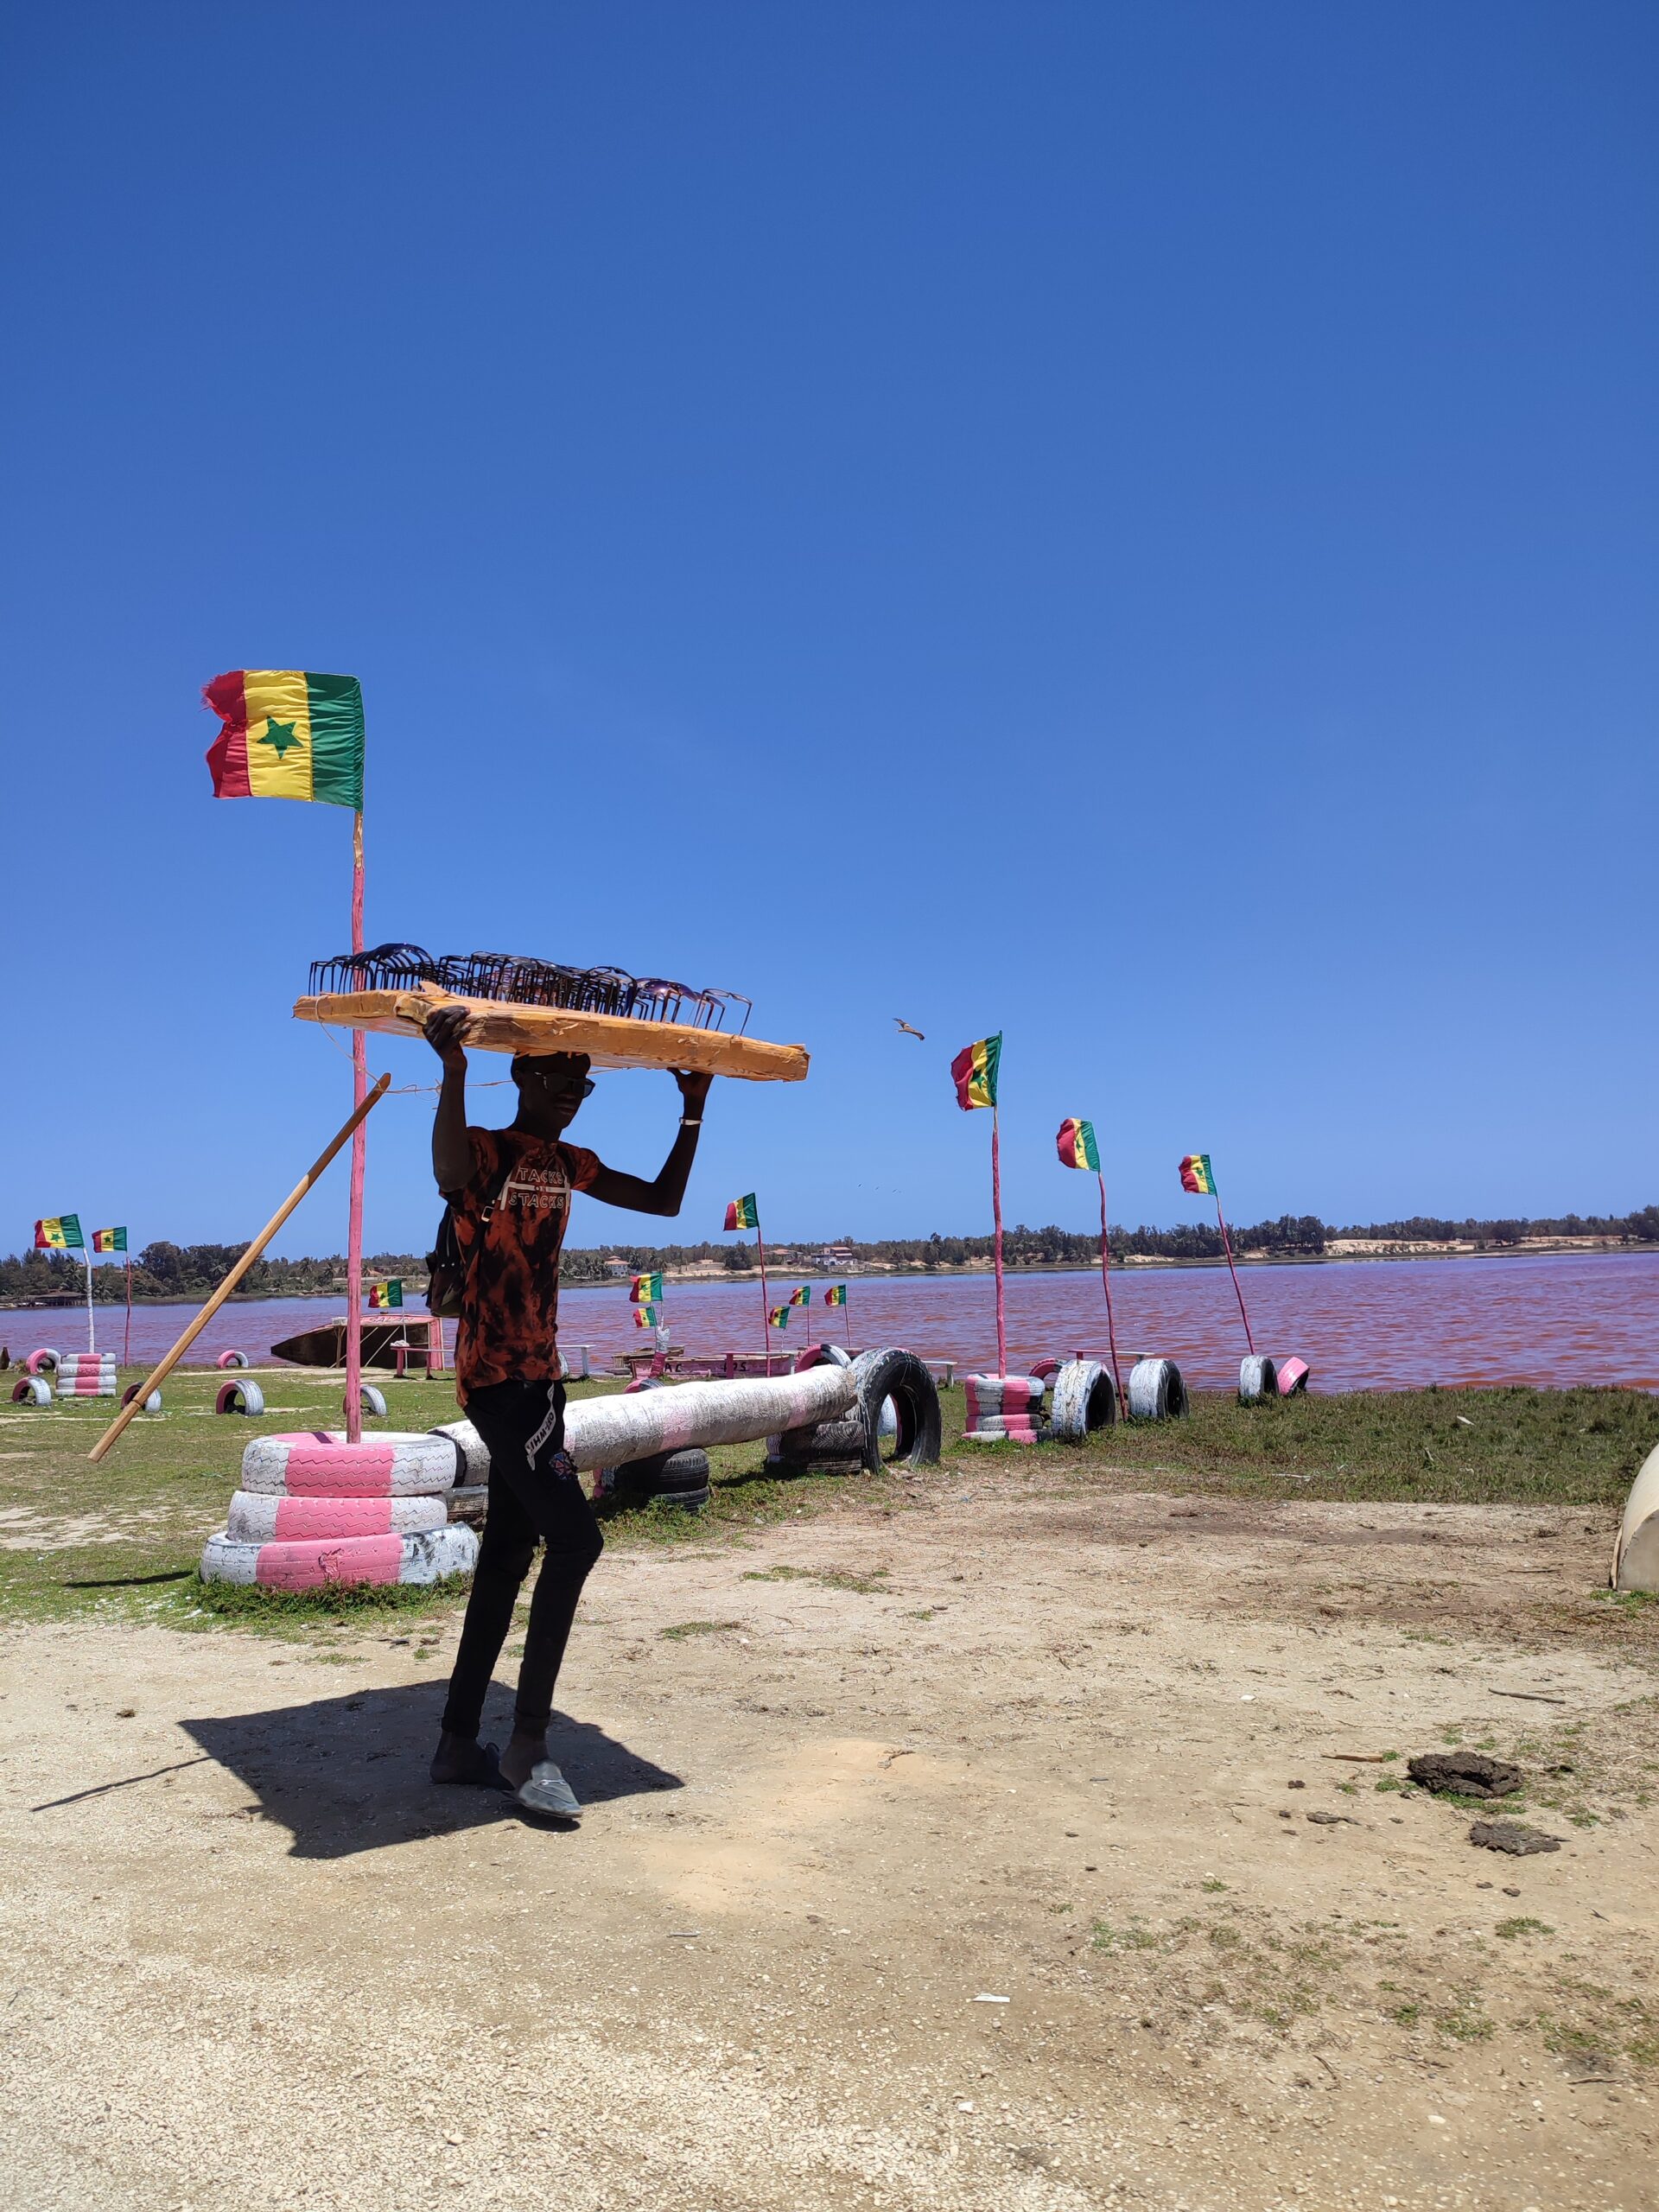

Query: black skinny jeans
[440,1380,603,1741]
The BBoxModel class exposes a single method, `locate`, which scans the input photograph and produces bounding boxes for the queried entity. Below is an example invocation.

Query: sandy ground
[2,1481,1655,2211]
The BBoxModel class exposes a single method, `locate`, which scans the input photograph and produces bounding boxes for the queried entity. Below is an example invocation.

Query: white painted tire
[216,1378,266,1417]
[239,1430,459,1497]
[1048,1359,1116,1441]
[121,1384,162,1412]
[216,1350,250,1370]
[200,1522,480,1590]
[226,1490,449,1542]
[431,1420,492,1484]
[11,1376,51,1405]
[1614,1440,1659,1592]
[349,1384,389,1419]
[1238,1355,1279,1404]
[1128,1357,1188,1421]
[23,1349,60,1375]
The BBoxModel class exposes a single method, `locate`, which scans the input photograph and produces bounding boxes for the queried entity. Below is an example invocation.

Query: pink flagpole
[755,1212,773,1374]
[124,1252,132,1370]
[344,810,367,1442]
[990,1105,1007,1377]
[1096,1169,1123,1404]
[1214,1192,1255,1355]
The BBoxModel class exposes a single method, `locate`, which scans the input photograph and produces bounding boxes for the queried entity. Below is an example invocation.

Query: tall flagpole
[754,1208,773,1374]
[345,810,367,1442]
[124,1251,132,1369]
[84,1240,95,1357]
[1214,1191,1255,1355]
[990,1104,1007,1378]
[1096,1169,1123,1405]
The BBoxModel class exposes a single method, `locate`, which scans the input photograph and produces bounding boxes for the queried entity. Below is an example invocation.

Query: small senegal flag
[633,1304,663,1329]
[205,671,365,809]
[950,1033,1001,1111]
[630,1271,664,1305]
[788,1285,811,1307]
[35,1215,83,1250]
[91,1225,128,1254]
[1179,1153,1216,1197]
[767,1304,791,1329]
[724,1193,759,1231]
[823,1283,848,1309]
[368,1280,404,1310]
[1056,1118,1100,1173]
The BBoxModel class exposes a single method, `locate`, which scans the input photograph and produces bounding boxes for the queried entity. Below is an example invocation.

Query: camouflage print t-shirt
[449,1127,600,1403]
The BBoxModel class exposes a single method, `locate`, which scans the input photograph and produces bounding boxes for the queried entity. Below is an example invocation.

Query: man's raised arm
[424,1006,479,1194]
[584,1071,712,1217]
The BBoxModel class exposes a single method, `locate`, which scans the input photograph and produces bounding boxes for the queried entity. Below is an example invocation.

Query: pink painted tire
[216,1378,266,1417]
[1275,1356,1311,1396]
[238,1430,458,1497]
[121,1383,162,1412]
[226,1490,449,1542]
[12,1376,51,1405]
[200,1522,479,1590]
[1028,1357,1062,1382]
[216,1351,250,1370]
[23,1349,60,1376]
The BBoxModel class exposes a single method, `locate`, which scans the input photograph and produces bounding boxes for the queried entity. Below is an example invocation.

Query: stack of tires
[56,1351,118,1399]
[962,1374,1045,1443]
[200,1431,476,1591]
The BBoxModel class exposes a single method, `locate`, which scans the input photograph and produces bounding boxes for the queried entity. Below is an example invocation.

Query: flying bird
[893,1017,925,1042]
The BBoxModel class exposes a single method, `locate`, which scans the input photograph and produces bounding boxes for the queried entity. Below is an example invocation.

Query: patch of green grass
[1436,2001,1497,2044]
[1200,1878,1228,1894]
[1091,1918,1163,1953]
[659,1619,742,1641]
[741,1564,892,1596]
[1495,1917,1554,1940]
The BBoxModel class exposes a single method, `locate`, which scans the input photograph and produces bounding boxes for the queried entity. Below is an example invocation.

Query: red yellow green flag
[823,1283,848,1308]
[631,1271,664,1305]
[950,1033,1001,1111]
[724,1193,759,1230]
[788,1285,811,1306]
[204,671,365,808]
[768,1304,791,1329]
[367,1280,404,1310]
[35,1215,83,1250]
[1179,1153,1216,1197]
[91,1225,128,1254]
[633,1304,663,1329]
[1056,1118,1100,1173]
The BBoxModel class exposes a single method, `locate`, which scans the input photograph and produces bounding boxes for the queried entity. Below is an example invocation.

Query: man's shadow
[183,1682,681,1858]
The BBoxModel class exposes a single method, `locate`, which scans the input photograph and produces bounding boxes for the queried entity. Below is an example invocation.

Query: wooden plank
[293,985,809,1083]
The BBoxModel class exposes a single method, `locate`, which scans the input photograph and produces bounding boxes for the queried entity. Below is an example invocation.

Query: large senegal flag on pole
[204,673,365,807]
[35,1214,84,1249]
[631,1271,664,1305]
[720,1193,772,1368]
[1056,1117,1099,1173]
[723,1193,759,1230]
[91,1225,127,1253]
[1178,1151,1255,1355]
[1058,1118,1122,1402]
[367,1280,404,1310]
[203,668,372,1441]
[950,1034,1007,1376]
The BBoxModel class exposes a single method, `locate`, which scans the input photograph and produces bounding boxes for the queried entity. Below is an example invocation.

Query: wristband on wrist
[679,1116,702,1128]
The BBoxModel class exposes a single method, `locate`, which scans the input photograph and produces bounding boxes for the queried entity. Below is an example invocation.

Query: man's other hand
[674,1069,712,1116]
[424,1005,470,1069]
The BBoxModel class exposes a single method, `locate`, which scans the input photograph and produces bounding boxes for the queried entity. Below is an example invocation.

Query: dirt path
[2,1486,1654,2210]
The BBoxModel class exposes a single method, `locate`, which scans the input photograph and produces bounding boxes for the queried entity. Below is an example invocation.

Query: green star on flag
[259,717,302,757]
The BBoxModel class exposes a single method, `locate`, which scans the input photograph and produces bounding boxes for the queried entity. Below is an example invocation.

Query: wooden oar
[88,1075,391,1464]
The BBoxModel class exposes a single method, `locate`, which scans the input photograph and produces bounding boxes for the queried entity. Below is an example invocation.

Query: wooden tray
[294,983,809,1082]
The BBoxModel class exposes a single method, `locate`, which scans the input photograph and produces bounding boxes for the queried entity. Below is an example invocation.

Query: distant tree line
[3,1205,1656,1303]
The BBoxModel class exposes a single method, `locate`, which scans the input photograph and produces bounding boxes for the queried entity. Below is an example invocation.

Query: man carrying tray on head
[423,1004,710,1821]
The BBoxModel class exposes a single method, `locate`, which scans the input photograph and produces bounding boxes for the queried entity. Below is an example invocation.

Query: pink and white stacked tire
[226,1491,450,1541]
[23,1349,60,1376]
[962,1374,1045,1443]
[55,1354,118,1398]
[216,1350,251,1370]
[238,1431,459,1497]
[200,1523,478,1589]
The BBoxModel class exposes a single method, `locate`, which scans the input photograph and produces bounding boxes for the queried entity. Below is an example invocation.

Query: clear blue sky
[4,3,1655,1261]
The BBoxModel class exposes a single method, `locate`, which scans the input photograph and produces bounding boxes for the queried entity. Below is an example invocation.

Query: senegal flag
[1179,1153,1216,1197]
[91,1225,128,1254]
[823,1284,848,1309]
[633,1304,662,1329]
[767,1304,791,1329]
[368,1280,404,1310]
[1056,1118,1100,1173]
[950,1033,1001,1111]
[205,671,365,809]
[631,1271,664,1305]
[35,1215,83,1250]
[724,1193,759,1230]
[788,1285,811,1306]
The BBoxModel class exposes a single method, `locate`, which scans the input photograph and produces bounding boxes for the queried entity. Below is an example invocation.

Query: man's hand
[424,1005,470,1071]
[674,1069,712,1117]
